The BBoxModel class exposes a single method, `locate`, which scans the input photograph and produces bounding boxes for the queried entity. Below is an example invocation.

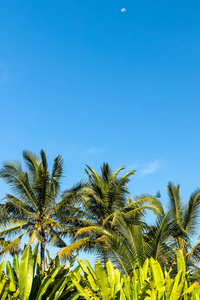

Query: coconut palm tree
[0,150,85,270]
[166,182,200,269]
[119,183,200,272]
[110,182,200,274]
[58,163,135,266]
[87,208,185,275]
[57,163,163,267]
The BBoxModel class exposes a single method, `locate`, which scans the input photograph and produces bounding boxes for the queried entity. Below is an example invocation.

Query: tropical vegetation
[58,163,164,268]
[0,245,199,300]
[0,150,200,299]
[0,150,85,271]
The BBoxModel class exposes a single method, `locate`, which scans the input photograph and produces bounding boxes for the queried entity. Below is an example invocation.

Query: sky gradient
[0,0,200,263]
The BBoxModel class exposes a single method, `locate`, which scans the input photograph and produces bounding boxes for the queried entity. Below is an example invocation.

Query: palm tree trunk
[40,236,46,271]
[103,250,108,269]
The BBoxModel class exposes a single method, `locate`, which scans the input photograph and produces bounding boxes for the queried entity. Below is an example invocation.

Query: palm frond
[74,225,103,239]
[48,229,67,248]
[3,195,35,220]
[22,150,40,175]
[0,163,37,208]
[130,195,164,216]
[187,241,200,263]
[183,189,200,235]
[57,237,91,261]
[0,223,29,239]
[167,182,184,227]
[85,165,102,187]
[51,155,64,196]
[0,231,28,256]
[112,166,126,180]
[0,238,21,256]
[103,223,144,273]
[27,229,39,244]
[144,212,174,266]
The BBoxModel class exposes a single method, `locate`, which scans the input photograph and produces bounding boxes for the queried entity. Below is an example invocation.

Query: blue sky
[0,0,200,264]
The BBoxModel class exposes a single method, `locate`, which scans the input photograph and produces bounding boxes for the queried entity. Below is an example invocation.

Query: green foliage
[58,163,164,268]
[166,183,200,269]
[92,183,200,274]
[0,246,78,300]
[58,163,135,262]
[0,150,86,270]
[18,246,33,300]
[1,152,200,299]
[0,246,199,300]
[73,250,199,300]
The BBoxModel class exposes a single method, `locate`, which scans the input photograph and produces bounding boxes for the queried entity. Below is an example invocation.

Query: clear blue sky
[0,0,200,264]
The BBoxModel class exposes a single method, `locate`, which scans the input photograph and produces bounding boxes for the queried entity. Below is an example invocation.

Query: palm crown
[0,150,83,270]
[107,183,200,274]
[58,163,164,268]
[58,163,135,265]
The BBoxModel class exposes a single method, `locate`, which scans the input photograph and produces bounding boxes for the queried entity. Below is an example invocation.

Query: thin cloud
[87,147,104,155]
[140,160,161,176]
[121,8,126,12]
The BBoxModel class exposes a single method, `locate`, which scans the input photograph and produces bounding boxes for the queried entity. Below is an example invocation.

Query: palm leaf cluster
[0,150,85,270]
[58,163,135,266]
[97,183,200,274]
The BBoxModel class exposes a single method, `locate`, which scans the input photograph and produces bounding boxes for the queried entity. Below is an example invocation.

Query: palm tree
[94,208,186,276]
[166,182,200,269]
[120,183,200,272]
[58,163,135,266]
[111,182,200,274]
[57,163,163,267]
[0,150,85,270]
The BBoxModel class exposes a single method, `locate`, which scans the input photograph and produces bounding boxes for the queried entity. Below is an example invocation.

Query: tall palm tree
[123,183,200,272]
[0,150,85,270]
[57,163,163,267]
[111,182,200,273]
[58,163,135,266]
[166,182,200,269]
[89,208,184,275]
